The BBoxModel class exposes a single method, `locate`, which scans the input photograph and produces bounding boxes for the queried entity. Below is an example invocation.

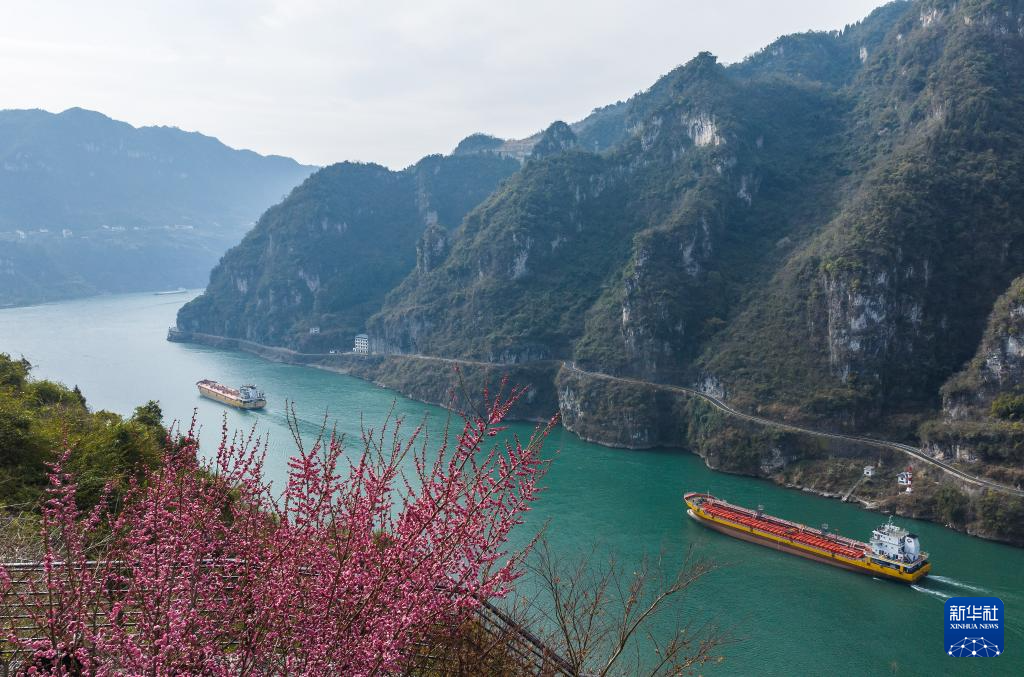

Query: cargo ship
[684,492,930,583]
[196,380,266,410]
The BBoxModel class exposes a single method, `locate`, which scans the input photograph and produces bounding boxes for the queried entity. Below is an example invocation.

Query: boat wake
[265,409,335,440]
[930,575,986,593]
[911,584,950,600]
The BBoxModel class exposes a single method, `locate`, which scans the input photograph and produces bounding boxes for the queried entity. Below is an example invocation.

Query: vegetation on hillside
[371,149,636,361]
[0,353,164,510]
[709,0,1024,424]
[177,153,520,352]
[364,0,1024,442]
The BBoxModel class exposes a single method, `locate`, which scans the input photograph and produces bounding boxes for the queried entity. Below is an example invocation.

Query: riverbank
[171,330,1024,547]
[169,331,562,422]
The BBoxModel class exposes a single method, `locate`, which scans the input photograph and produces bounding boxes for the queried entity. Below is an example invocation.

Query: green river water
[1,291,1021,676]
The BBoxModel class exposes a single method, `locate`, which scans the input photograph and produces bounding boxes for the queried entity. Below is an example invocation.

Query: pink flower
[2,387,550,675]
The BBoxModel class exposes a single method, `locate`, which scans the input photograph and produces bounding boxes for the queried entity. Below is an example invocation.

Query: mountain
[175,154,521,351]
[0,107,314,305]
[378,0,1024,422]
[179,0,1024,543]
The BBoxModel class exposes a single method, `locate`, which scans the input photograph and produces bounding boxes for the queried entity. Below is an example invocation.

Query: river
[1,291,1020,675]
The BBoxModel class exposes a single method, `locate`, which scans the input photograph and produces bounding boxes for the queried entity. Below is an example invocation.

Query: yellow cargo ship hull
[685,495,930,583]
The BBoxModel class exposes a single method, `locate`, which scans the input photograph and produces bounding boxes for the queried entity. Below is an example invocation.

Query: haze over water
[1,291,1021,675]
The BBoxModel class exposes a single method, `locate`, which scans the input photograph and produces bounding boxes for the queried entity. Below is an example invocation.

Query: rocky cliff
[940,275,1024,421]
[921,275,1024,487]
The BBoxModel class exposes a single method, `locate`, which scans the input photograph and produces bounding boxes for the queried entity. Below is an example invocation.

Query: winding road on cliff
[560,362,1024,497]
[177,332,1024,498]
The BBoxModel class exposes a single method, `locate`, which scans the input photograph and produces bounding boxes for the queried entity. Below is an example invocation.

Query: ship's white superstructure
[869,517,921,562]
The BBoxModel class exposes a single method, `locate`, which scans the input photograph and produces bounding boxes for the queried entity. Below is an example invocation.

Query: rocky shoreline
[170,330,1023,547]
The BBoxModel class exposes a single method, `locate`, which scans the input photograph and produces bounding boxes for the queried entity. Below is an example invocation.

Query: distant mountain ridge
[0,107,314,228]
[0,107,315,305]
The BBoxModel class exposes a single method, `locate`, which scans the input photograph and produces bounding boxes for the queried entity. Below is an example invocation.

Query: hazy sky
[1,1,885,168]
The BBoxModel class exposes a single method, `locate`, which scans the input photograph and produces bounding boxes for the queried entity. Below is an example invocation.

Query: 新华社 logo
[945,597,1003,657]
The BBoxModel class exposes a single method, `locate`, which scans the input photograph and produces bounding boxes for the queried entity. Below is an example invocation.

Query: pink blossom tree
[0,385,552,675]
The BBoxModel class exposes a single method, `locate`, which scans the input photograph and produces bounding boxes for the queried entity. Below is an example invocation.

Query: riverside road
[560,362,1024,498]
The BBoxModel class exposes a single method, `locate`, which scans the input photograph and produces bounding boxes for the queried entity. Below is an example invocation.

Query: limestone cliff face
[557,371,665,448]
[811,256,937,408]
[941,275,1024,418]
[616,211,720,381]
[819,265,895,387]
[415,223,449,275]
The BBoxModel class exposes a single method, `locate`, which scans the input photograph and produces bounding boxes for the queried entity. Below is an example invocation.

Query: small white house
[353,334,369,355]
[897,471,913,486]
[863,465,875,477]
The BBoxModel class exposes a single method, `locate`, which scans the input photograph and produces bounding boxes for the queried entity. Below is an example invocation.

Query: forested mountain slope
[176,154,520,351]
[374,0,1024,436]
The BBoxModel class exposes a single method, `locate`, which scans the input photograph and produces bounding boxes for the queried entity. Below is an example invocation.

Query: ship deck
[197,379,241,398]
[695,497,867,560]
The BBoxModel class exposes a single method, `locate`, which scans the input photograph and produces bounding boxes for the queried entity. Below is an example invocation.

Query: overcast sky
[1,1,885,168]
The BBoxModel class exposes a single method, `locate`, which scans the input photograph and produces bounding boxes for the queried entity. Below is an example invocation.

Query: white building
[863,465,875,477]
[353,334,369,355]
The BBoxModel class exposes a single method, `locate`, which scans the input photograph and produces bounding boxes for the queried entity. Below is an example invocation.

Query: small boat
[155,287,188,296]
[684,492,930,582]
[196,379,266,410]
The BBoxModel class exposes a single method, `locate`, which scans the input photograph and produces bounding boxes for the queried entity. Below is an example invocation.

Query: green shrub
[0,353,164,510]
[991,393,1024,421]
[934,484,970,527]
